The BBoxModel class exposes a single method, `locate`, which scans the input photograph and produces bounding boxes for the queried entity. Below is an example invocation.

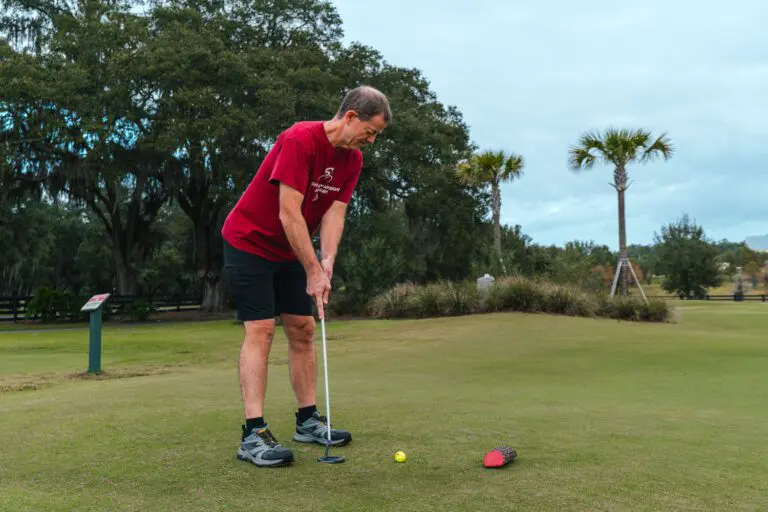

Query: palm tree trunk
[492,183,501,253]
[617,187,629,295]
[491,182,506,274]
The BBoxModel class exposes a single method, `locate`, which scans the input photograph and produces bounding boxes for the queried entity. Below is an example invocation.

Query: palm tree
[568,127,673,295]
[456,150,524,274]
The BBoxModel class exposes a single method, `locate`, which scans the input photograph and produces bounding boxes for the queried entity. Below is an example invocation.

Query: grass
[643,281,767,297]
[1,302,767,511]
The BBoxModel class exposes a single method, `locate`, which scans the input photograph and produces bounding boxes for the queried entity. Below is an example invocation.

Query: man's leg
[281,314,317,410]
[240,319,276,420]
[274,262,352,447]
[223,240,294,467]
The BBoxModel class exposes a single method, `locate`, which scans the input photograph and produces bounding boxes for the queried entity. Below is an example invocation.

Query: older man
[221,86,391,467]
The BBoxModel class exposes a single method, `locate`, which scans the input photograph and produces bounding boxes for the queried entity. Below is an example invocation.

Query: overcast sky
[330,0,767,249]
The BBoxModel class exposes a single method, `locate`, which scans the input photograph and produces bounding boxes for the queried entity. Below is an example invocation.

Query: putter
[317,315,345,464]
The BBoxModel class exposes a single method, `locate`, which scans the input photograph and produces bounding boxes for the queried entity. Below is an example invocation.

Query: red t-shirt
[221,121,363,261]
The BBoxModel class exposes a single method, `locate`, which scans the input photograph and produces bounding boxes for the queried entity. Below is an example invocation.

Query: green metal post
[88,308,103,373]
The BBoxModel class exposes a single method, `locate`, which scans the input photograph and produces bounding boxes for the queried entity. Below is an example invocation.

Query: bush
[412,282,446,317]
[368,283,418,319]
[441,281,480,316]
[25,287,59,322]
[613,297,643,321]
[369,276,670,323]
[368,280,481,319]
[595,293,618,319]
[25,287,84,322]
[639,299,671,322]
[539,283,597,317]
[482,276,547,313]
[57,293,85,320]
[125,299,156,322]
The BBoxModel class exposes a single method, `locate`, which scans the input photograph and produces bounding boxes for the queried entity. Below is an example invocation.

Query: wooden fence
[646,294,768,302]
[0,294,203,323]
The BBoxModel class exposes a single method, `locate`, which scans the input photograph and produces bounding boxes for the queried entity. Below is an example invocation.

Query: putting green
[1,303,766,511]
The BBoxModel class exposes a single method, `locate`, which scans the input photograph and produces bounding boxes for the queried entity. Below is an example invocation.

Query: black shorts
[223,240,313,321]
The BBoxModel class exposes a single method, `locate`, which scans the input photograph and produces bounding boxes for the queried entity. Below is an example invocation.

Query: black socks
[296,405,317,424]
[245,417,266,432]
[244,406,316,434]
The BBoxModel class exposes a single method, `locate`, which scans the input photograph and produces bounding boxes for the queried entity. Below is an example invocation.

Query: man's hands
[307,264,332,319]
[309,256,335,319]
[320,255,334,282]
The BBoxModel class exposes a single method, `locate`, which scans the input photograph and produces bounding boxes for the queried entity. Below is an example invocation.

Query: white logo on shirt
[311,167,341,201]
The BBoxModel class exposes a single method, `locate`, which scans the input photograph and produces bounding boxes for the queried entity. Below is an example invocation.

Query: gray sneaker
[294,411,352,446]
[237,424,294,467]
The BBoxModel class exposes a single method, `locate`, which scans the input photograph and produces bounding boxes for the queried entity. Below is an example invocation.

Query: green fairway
[2,302,767,511]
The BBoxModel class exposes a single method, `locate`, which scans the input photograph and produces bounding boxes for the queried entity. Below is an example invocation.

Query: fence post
[11,294,18,322]
[177,294,181,312]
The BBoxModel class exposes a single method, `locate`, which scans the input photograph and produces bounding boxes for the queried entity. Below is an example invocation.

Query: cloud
[332,0,768,248]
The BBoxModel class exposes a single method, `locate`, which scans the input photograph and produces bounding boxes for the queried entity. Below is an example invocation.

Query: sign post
[81,293,111,374]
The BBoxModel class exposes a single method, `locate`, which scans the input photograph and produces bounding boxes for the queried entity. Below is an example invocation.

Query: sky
[330,0,768,250]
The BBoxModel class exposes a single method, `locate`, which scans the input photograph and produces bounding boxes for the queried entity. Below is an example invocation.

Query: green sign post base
[81,293,111,374]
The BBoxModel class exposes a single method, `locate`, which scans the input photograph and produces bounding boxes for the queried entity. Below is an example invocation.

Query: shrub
[441,281,480,316]
[483,276,547,313]
[412,282,447,317]
[613,296,643,321]
[25,287,59,322]
[540,283,597,317]
[638,299,671,322]
[25,287,84,322]
[57,293,85,320]
[369,281,482,318]
[482,281,506,312]
[368,283,418,318]
[595,293,618,319]
[125,299,156,322]
[370,276,670,323]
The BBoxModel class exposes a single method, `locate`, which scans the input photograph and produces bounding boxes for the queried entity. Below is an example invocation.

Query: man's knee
[283,315,315,349]
[243,319,276,347]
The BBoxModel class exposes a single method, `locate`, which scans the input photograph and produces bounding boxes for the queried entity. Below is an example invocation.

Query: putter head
[317,455,346,464]
[317,443,345,463]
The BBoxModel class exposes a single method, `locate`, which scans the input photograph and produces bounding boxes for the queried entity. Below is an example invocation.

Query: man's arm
[279,183,322,274]
[279,183,331,316]
[319,200,348,275]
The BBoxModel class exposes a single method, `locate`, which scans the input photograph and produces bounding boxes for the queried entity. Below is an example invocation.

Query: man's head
[333,86,391,149]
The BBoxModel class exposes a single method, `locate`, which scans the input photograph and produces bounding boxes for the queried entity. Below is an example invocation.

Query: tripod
[610,257,648,304]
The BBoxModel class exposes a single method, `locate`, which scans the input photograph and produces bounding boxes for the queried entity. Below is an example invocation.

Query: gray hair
[336,85,392,123]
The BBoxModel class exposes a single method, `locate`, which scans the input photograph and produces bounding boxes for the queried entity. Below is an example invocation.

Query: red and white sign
[81,293,111,312]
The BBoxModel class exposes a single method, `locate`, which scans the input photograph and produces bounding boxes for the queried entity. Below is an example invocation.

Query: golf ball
[394,450,406,463]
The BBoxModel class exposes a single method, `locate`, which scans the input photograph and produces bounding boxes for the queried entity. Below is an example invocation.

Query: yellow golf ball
[394,450,406,463]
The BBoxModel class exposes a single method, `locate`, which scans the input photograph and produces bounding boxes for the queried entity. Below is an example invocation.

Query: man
[221,85,391,467]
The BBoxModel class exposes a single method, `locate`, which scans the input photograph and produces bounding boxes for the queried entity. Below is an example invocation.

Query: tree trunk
[491,182,507,274]
[114,245,137,295]
[182,186,226,313]
[491,182,502,254]
[201,278,223,312]
[175,145,229,313]
[617,187,629,296]
[110,210,138,296]
[194,220,224,312]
